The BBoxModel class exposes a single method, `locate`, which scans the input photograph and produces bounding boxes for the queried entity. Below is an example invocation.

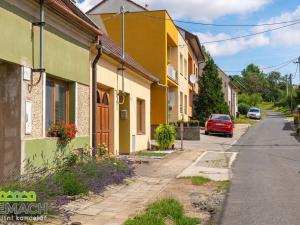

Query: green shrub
[54,171,87,196]
[177,120,200,127]
[155,124,176,150]
[98,144,107,157]
[238,103,250,115]
[189,120,200,127]
[62,153,78,168]
[239,93,263,106]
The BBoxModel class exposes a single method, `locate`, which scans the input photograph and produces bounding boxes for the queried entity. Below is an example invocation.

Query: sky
[77,0,300,84]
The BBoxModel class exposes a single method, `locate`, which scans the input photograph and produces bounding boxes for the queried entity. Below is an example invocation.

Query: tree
[235,64,287,103]
[265,71,286,102]
[194,58,230,125]
[242,64,267,95]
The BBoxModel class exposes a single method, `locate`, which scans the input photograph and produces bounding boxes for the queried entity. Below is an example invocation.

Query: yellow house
[92,34,158,154]
[88,7,183,128]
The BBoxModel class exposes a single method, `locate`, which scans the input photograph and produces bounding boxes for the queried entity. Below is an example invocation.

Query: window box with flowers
[48,121,78,148]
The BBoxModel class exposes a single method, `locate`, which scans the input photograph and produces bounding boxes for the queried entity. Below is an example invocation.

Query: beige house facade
[218,68,239,117]
[94,35,158,155]
[168,32,190,123]
[177,27,206,120]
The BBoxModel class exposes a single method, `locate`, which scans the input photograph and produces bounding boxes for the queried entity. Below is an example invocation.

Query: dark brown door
[96,89,110,153]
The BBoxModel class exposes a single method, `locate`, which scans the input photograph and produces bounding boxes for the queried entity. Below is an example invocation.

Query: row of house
[0,0,238,182]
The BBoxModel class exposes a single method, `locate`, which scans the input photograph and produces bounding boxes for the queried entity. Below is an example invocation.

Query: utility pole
[289,74,293,110]
[294,56,300,84]
[286,75,289,97]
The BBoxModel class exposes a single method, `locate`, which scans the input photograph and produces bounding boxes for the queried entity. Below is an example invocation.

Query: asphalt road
[220,112,300,225]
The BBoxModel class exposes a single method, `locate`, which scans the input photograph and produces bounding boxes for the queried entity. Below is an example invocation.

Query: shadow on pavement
[283,122,293,131]
[290,133,300,143]
[282,121,300,143]
[231,143,300,147]
[267,113,285,118]
[206,133,231,138]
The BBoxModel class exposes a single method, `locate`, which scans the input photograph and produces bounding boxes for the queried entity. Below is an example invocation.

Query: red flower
[48,122,78,147]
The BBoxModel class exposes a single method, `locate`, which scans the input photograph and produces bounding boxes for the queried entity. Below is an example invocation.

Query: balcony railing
[167,64,178,83]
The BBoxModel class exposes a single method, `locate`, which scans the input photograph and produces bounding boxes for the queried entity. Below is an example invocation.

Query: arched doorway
[96,89,110,153]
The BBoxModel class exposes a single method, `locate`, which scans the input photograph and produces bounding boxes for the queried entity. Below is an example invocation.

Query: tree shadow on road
[282,122,293,131]
[282,121,300,143]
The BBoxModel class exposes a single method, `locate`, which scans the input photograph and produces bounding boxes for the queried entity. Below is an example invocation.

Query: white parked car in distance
[247,107,261,120]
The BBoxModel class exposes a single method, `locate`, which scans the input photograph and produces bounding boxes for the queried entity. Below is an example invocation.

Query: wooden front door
[96,89,110,152]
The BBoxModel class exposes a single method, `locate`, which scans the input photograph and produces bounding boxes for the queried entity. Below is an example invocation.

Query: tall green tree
[242,64,267,95]
[194,58,229,124]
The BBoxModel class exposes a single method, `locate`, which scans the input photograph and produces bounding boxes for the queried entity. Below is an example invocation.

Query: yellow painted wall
[100,10,178,125]
[119,93,130,154]
[95,54,152,154]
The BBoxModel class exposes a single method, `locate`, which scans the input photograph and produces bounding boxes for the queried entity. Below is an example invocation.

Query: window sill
[136,132,146,135]
[44,136,59,140]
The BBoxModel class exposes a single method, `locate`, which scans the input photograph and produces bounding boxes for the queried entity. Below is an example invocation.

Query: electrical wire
[202,21,300,44]
[271,60,294,72]
[130,13,300,27]
[101,11,300,47]
[223,57,298,73]
[292,63,298,79]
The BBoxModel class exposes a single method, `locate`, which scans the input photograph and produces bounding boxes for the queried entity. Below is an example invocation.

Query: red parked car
[205,114,234,138]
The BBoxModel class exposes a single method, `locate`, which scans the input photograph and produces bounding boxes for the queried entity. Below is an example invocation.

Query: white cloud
[77,0,270,21]
[138,0,270,22]
[196,5,300,56]
[253,6,300,47]
[196,32,270,56]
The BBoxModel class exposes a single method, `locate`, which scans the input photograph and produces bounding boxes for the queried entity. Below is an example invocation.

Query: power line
[130,13,300,27]
[292,63,298,79]
[202,21,300,44]
[104,12,300,45]
[272,60,294,72]
[223,57,298,73]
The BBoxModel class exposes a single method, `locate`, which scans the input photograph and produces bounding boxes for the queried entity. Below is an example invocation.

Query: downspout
[92,41,103,158]
[117,5,126,105]
[30,0,45,89]
[40,0,44,75]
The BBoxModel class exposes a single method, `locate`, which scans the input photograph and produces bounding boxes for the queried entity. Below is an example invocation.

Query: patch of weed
[124,199,200,225]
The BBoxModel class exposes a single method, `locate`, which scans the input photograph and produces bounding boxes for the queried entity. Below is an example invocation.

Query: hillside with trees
[232,64,300,114]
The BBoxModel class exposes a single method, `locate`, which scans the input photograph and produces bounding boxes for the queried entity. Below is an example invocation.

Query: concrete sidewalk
[69,177,171,225]
[67,149,204,225]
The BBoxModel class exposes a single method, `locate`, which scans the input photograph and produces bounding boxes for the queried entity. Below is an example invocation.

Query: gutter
[45,0,103,35]
[92,41,103,158]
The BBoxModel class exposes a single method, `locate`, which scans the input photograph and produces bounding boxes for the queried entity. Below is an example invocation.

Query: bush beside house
[155,124,177,150]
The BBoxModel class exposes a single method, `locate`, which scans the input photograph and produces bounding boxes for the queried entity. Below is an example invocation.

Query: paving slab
[177,151,238,181]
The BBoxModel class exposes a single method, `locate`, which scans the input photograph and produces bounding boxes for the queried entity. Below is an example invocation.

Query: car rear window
[211,115,231,121]
[249,109,260,113]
